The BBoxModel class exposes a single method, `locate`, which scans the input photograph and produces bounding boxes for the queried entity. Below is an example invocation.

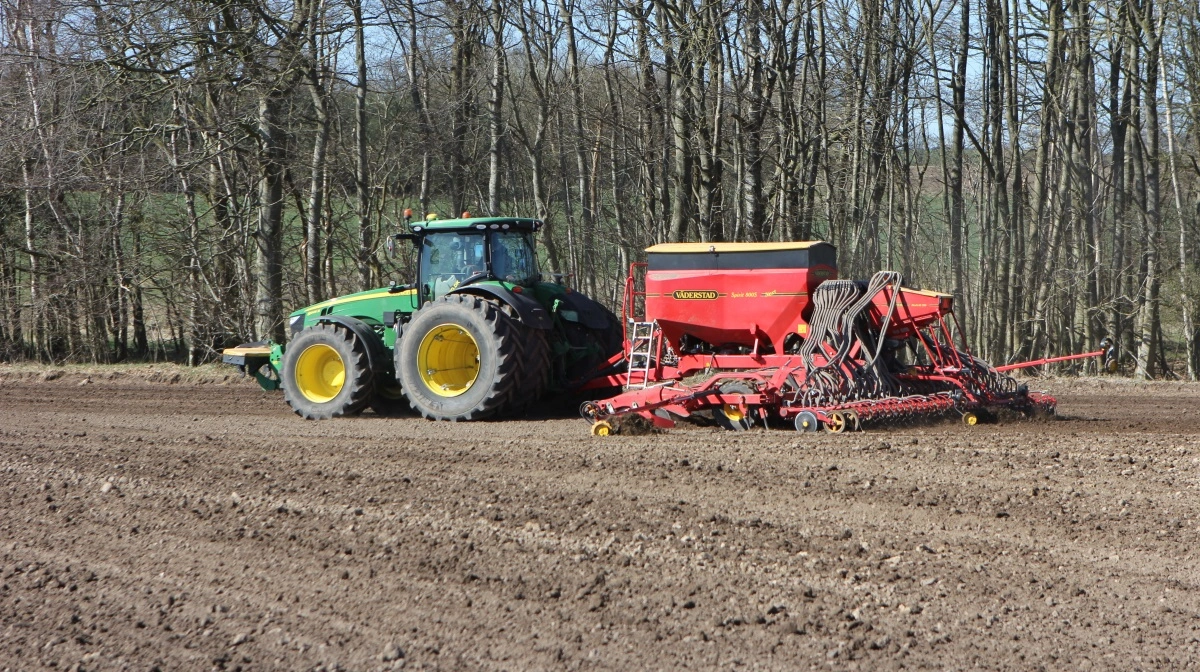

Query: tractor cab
[398,217,542,303]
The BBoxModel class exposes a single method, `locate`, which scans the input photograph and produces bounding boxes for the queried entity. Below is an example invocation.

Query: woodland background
[1,0,1199,379]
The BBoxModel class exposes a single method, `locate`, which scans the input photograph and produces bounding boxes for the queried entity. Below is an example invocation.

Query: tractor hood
[291,286,413,317]
[288,285,419,337]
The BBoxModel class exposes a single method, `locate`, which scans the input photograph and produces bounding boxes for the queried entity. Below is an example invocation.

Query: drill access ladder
[625,321,660,389]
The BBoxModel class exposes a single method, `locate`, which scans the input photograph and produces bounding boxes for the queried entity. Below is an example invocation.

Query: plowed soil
[2,371,1199,671]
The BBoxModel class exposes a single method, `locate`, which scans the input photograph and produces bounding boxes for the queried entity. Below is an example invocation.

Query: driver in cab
[431,237,484,298]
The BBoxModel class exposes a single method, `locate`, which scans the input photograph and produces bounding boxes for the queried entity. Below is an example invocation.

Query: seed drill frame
[581,242,1111,435]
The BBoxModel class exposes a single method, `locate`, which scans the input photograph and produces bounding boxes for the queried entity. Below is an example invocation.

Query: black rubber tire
[398,294,522,420]
[794,410,820,432]
[504,325,551,415]
[282,323,373,420]
[713,381,755,431]
[374,331,415,417]
[490,303,551,416]
[598,311,625,359]
[368,378,409,416]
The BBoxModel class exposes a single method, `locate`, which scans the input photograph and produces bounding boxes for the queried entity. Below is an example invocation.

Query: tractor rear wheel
[397,295,523,420]
[282,323,374,419]
[497,305,550,415]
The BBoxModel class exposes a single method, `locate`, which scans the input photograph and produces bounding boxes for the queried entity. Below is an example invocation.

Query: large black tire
[496,304,551,415]
[282,323,374,420]
[368,378,410,416]
[397,295,523,420]
[369,332,415,417]
[712,381,756,431]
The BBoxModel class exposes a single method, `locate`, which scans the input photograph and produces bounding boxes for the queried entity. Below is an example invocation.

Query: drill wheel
[824,410,847,434]
[590,420,615,437]
[794,410,820,433]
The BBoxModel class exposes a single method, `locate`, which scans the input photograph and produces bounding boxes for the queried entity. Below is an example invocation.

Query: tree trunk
[353,0,373,290]
[255,94,286,343]
[487,0,505,215]
[1001,0,1025,360]
[1026,0,1064,359]
[739,0,767,242]
[602,7,631,274]
[405,0,433,216]
[633,3,663,242]
[1161,56,1196,379]
[559,0,595,292]
[21,158,42,358]
[304,12,330,306]
[1134,1,1162,379]
[448,2,479,217]
[948,0,970,310]
[132,231,147,357]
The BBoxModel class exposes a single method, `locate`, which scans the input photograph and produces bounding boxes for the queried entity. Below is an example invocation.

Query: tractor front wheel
[282,323,374,419]
[397,295,523,420]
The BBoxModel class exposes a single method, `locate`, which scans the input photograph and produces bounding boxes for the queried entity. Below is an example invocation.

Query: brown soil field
[2,370,1199,670]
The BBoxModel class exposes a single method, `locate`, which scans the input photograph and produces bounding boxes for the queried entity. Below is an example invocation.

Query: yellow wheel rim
[295,343,345,403]
[591,420,613,436]
[722,404,746,424]
[418,324,480,397]
[825,411,846,434]
[963,412,978,426]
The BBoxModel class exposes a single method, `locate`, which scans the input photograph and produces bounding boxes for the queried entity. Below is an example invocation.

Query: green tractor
[223,216,624,421]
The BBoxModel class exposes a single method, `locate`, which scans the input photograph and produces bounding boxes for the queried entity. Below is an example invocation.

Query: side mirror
[386,233,418,258]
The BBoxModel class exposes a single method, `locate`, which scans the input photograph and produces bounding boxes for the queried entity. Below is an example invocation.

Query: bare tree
[2,0,1199,376]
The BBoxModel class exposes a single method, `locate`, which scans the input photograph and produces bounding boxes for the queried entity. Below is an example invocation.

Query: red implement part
[642,242,836,357]
[586,241,1092,435]
[866,285,954,340]
[993,349,1108,372]
[784,392,960,425]
[581,373,776,428]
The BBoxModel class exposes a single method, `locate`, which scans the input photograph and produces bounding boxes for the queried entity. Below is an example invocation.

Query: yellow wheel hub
[295,343,346,403]
[962,412,978,426]
[722,404,746,423]
[824,410,847,434]
[591,420,614,436]
[418,324,480,397]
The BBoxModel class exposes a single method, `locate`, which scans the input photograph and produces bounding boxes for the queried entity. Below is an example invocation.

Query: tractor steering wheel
[457,270,488,288]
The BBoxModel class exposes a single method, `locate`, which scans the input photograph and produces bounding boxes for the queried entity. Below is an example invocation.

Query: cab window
[421,232,485,299]
[490,231,538,283]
